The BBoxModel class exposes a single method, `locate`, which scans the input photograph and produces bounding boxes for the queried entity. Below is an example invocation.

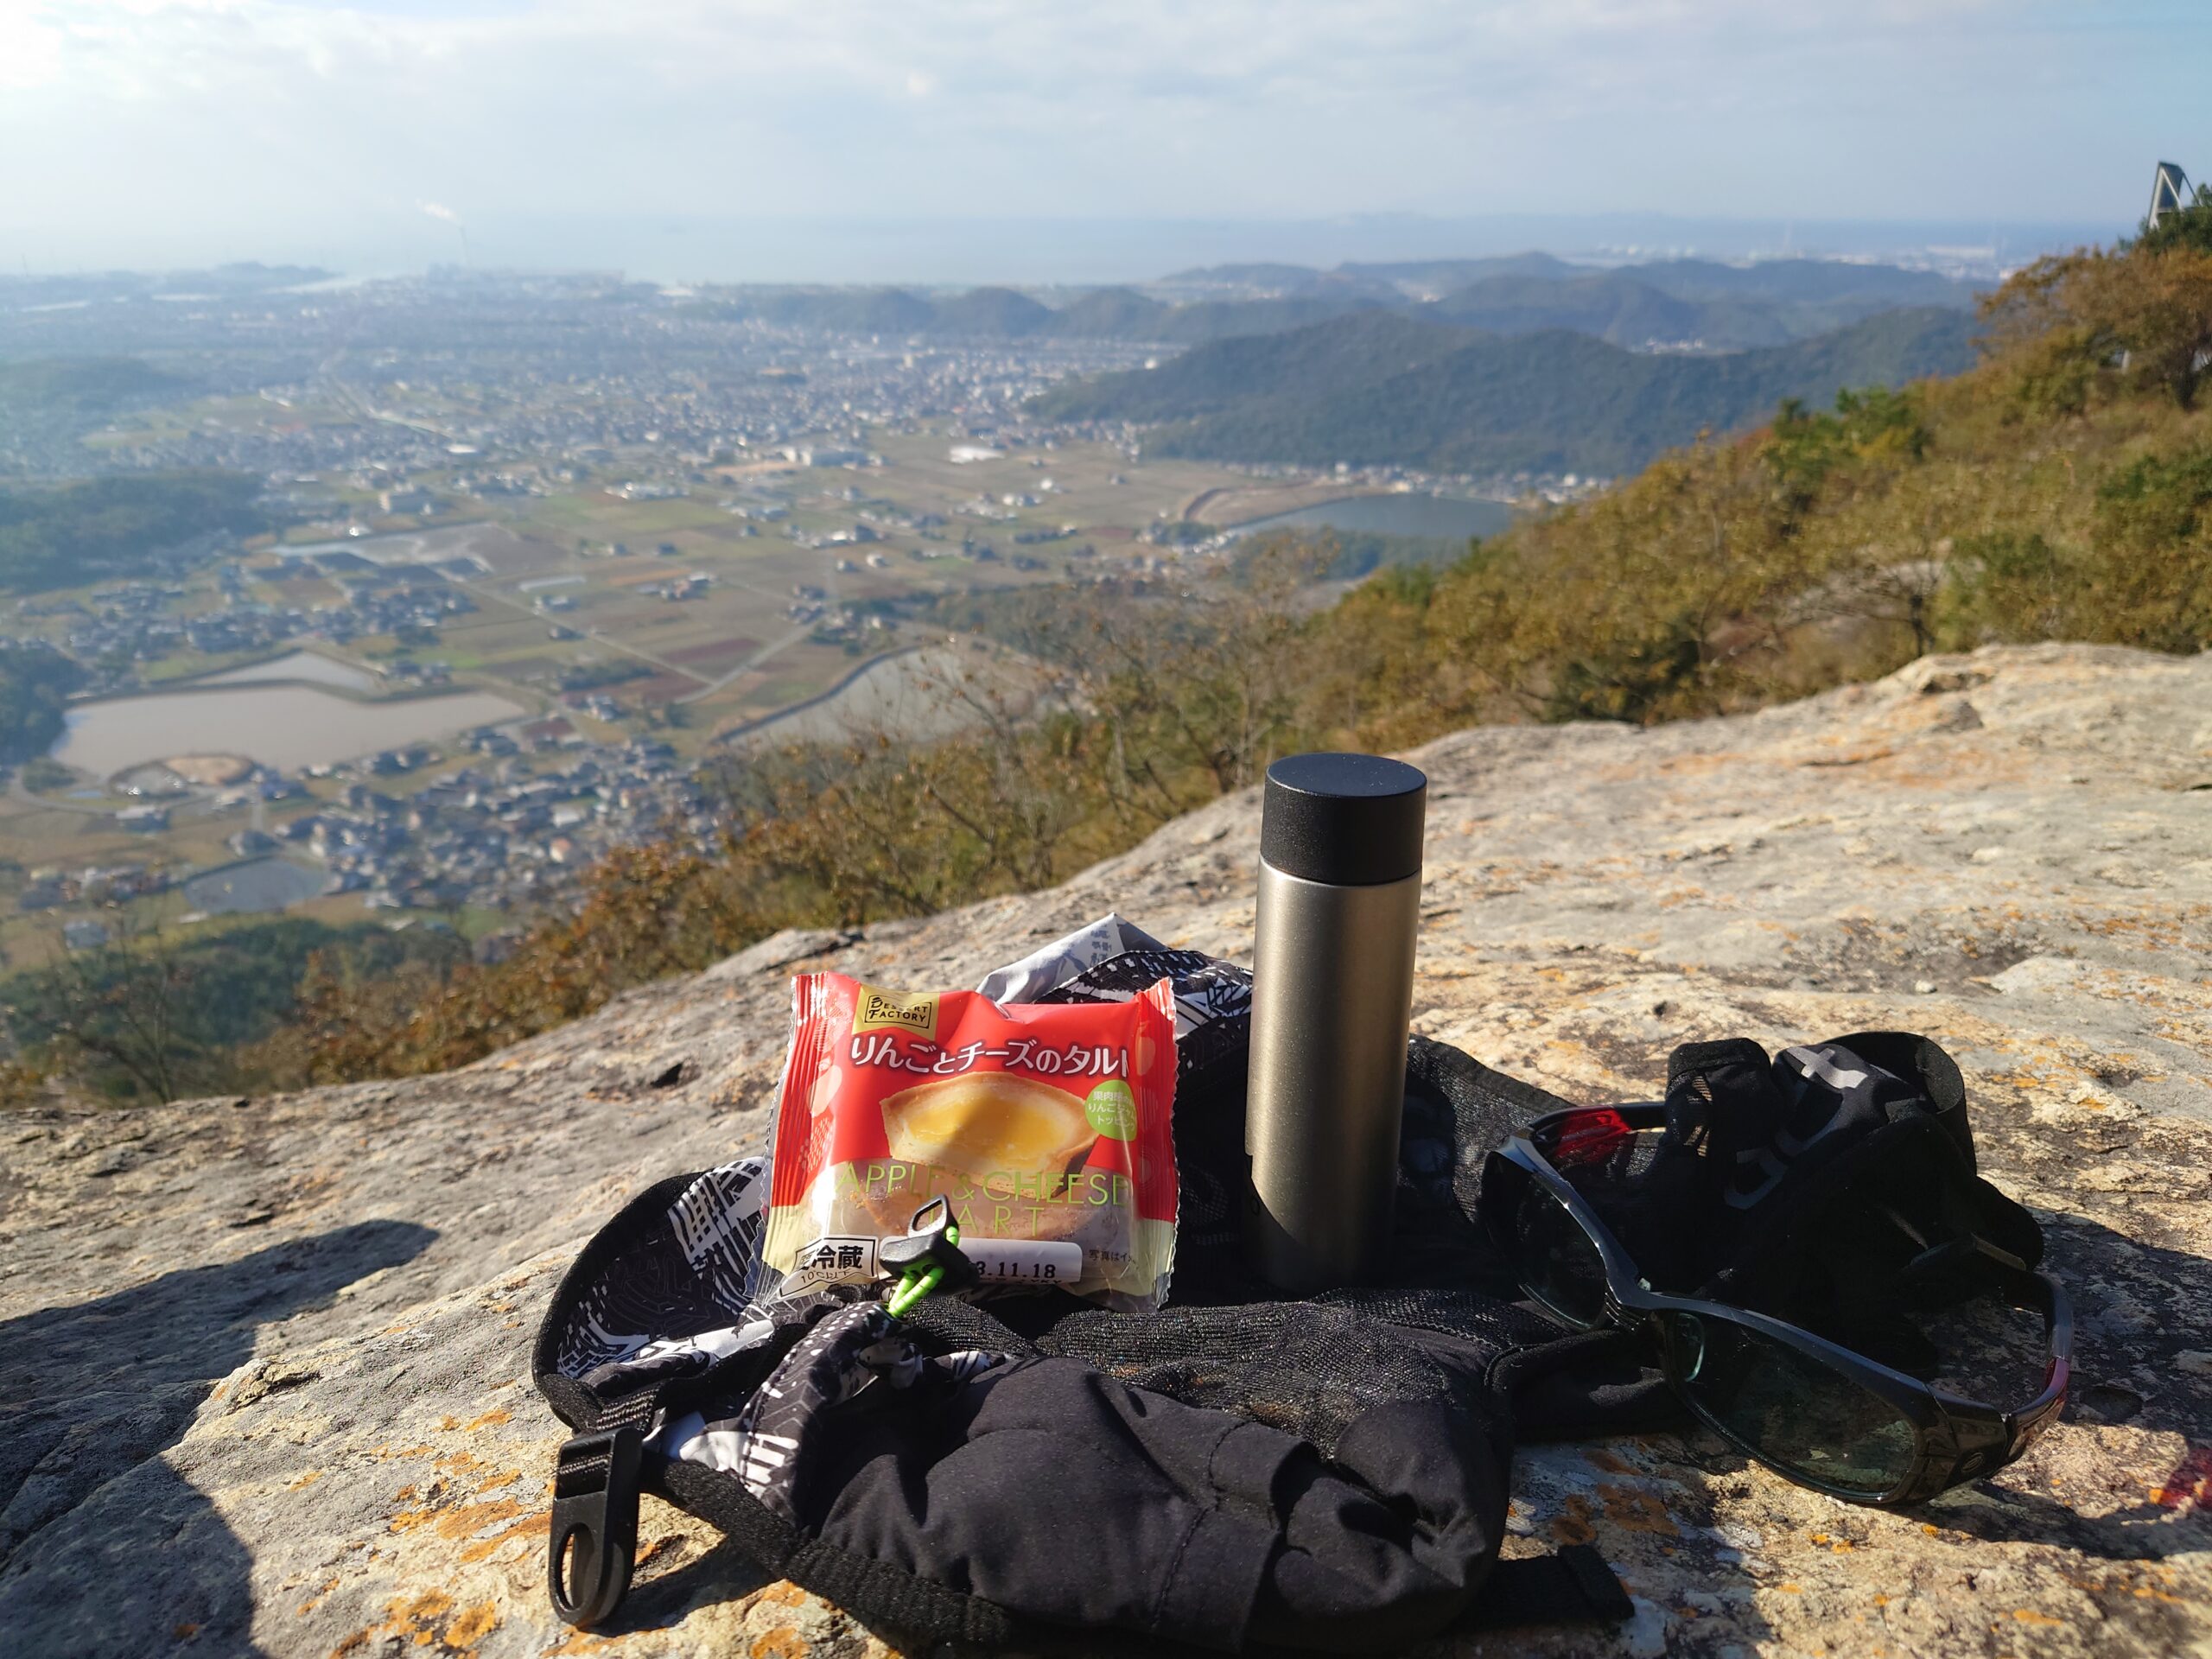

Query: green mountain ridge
[928,285,1055,335]
[1425,270,1893,348]
[1626,256,1972,308]
[1032,306,1980,476]
[1050,287,1172,336]
[1338,252,1583,289]
[1170,253,1974,309]
[687,254,1974,350]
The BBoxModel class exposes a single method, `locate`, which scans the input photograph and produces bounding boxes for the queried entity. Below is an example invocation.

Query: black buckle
[548,1421,645,1629]
[879,1197,979,1293]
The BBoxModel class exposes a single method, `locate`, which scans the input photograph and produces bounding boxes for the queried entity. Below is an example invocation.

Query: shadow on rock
[1909,1209,2212,1563]
[603,1534,775,1638]
[1653,1207,2212,1572]
[0,1219,436,1658]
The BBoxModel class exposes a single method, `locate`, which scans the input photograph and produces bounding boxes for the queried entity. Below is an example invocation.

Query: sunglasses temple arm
[2005,1274,2073,1458]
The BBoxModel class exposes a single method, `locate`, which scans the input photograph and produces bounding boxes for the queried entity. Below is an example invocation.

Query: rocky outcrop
[3,642,2209,1657]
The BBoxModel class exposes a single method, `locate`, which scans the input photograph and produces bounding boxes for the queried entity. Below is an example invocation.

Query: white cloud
[0,1,2190,270]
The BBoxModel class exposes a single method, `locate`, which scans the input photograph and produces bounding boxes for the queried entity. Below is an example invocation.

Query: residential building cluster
[264,734,719,912]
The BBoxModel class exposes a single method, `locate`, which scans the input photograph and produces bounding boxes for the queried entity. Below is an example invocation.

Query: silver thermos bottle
[1244,752,1427,1293]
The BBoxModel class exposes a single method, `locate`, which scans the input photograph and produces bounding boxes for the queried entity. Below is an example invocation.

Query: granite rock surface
[2,642,2209,1658]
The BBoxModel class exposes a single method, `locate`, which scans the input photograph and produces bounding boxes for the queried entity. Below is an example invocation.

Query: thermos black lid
[1260,752,1427,886]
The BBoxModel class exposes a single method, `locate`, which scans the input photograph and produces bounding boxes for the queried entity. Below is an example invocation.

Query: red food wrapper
[753,972,1179,1313]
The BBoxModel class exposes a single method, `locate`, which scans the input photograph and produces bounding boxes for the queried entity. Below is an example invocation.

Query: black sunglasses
[1481,1103,2070,1506]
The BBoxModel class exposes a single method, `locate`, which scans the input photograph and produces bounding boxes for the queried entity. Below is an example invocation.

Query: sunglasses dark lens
[1511,1176,1610,1327]
[1662,1311,1920,1498]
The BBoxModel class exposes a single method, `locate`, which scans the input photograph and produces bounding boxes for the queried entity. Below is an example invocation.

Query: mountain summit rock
[3,643,2207,1657]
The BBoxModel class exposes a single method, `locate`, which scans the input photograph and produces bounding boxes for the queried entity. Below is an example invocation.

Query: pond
[182,857,328,915]
[1228,493,1514,543]
[49,683,528,775]
[200,650,380,693]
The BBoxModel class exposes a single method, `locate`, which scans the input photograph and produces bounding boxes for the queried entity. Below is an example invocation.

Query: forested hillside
[0,918,464,1103]
[0,470,265,593]
[1034,306,1978,474]
[0,641,86,763]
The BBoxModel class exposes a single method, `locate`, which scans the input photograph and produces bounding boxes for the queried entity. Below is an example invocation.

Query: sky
[0,0,2202,282]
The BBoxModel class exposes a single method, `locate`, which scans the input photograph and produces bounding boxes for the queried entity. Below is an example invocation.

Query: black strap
[1464,1546,1634,1629]
[548,1387,658,1629]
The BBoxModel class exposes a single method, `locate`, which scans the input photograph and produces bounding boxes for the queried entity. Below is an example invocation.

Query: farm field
[0,431,1277,957]
[282,433,1261,744]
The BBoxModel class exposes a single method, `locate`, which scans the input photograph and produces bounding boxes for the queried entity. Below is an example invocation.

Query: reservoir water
[182,857,328,915]
[1229,493,1513,543]
[201,650,380,693]
[50,683,527,775]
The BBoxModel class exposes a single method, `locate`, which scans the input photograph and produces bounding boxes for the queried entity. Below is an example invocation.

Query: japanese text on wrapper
[848,1032,1132,1078]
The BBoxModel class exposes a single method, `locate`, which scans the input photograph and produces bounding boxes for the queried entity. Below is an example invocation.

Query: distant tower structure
[2149,161,2193,228]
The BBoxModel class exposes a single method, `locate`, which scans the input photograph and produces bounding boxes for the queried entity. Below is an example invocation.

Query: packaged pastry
[753,972,1179,1313]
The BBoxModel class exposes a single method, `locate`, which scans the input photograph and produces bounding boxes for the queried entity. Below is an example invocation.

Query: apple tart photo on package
[751,971,1181,1313]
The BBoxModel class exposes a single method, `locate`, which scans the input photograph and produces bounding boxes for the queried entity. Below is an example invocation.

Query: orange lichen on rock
[1548,1494,1598,1545]
[1598,1484,1678,1535]
[456,1510,548,1566]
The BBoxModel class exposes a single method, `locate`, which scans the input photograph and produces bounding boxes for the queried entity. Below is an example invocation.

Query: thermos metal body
[1243,752,1427,1293]
[1245,863,1420,1290]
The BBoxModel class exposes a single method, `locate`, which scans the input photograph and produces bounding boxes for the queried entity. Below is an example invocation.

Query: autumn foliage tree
[1981,193,2212,414]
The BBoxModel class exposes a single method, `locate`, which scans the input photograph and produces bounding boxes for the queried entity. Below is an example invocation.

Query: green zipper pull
[880,1198,976,1318]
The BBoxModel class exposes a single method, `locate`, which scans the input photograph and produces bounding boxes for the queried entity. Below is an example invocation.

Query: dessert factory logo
[853,984,941,1040]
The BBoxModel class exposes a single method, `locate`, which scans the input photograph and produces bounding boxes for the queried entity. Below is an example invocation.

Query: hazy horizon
[0,210,2132,290]
[0,2,2198,283]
